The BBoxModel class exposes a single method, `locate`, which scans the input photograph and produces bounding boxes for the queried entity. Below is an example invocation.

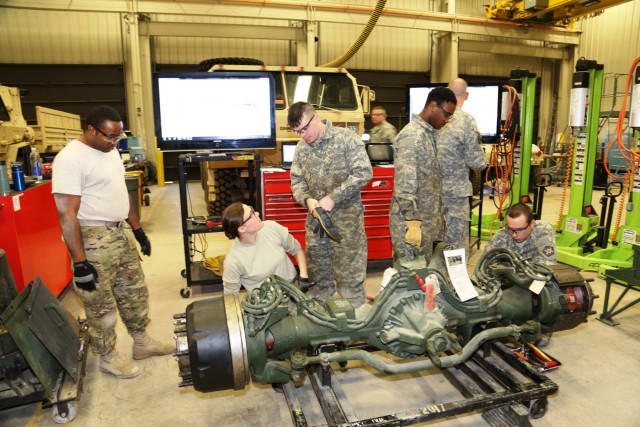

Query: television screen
[154,72,276,150]
[406,82,503,144]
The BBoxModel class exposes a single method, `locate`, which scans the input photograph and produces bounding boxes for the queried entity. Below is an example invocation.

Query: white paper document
[443,249,478,302]
[529,279,546,294]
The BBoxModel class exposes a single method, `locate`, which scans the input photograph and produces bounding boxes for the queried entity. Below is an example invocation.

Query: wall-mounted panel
[318,22,430,71]
[153,36,290,66]
[460,51,544,78]
[0,9,122,64]
[149,14,292,65]
[577,0,640,75]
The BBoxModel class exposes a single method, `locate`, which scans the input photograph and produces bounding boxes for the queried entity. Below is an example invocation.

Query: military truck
[0,85,35,164]
[199,59,374,216]
[1,84,82,166]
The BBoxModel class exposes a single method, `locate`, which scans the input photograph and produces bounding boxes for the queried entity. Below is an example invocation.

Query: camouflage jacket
[437,108,487,198]
[370,120,397,144]
[488,221,557,265]
[290,119,373,210]
[392,114,442,221]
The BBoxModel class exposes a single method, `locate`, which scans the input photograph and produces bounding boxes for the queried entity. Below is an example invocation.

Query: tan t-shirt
[222,220,301,294]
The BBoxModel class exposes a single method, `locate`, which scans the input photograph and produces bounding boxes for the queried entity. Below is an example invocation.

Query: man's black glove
[312,207,342,243]
[73,260,98,292]
[296,275,311,293]
[133,228,151,256]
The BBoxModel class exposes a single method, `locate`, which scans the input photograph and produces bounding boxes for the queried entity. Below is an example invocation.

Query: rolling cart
[177,152,261,298]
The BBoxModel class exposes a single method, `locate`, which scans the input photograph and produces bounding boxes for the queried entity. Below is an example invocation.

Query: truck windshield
[284,72,358,110]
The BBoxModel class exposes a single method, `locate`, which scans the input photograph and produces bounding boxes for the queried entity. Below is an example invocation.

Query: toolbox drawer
[261,166,394,260]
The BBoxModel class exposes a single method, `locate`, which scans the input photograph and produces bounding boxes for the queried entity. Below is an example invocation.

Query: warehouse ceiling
[0,0,583,46]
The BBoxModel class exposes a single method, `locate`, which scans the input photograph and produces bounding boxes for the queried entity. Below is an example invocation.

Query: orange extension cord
[602,55,640,242]
[485,85,518,235]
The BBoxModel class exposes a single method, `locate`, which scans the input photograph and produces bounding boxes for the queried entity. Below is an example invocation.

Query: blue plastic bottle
[11,163,26,191]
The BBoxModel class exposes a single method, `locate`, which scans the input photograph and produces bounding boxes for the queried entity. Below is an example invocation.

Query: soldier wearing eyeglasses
[288,102,373,308]
[53,105,172,380]
[221,202,308,295]
[485,202,557,265]
[390,86,457,262]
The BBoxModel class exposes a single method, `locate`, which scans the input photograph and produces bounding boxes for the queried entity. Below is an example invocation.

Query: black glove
[73,260,98,292]
[133,228,151,256]
[296,276,311,293]
[312,207,342,243]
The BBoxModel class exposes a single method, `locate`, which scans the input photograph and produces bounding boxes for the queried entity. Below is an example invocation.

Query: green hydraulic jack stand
[557,60,639,272]
[472,69,537,240]
[555,59,613,270]
[593,67,640,276]
[598,244,640,326]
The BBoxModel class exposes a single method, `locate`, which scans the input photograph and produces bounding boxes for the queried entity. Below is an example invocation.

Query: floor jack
[281,342,558,427]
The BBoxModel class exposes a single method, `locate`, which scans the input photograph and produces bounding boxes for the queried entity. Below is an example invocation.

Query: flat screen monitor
[406,82,503,144]
[154,72,276,150]
[281,141,297,165]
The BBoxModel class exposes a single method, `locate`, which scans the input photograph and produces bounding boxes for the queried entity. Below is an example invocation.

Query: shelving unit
[177,152,261,298]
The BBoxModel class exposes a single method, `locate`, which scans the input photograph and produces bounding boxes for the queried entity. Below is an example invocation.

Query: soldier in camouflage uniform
[370,106,397,144]
[53,105,173,379]
[288,102,373,307]
[437,78,488,260]
[485,203,557,265]
[486,202,557,347]
[390,87,457,261]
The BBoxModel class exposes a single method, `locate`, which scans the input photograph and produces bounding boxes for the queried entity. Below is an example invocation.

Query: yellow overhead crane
[485,0,632,27]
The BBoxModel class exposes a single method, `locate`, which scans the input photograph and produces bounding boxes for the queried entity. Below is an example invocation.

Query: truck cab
[208,64,373,140]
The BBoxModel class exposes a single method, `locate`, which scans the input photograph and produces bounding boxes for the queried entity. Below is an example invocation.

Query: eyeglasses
[241,207,256,225]
[292,115,315,135]
[505,223,531,234]
[437,104,454,118]
[92,124,126,142]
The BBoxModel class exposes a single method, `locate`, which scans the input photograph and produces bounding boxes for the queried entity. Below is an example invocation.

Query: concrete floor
[3,182,640,427]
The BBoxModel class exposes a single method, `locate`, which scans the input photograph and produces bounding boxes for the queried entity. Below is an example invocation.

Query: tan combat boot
[99,352,140,379]
[132,332,174,360]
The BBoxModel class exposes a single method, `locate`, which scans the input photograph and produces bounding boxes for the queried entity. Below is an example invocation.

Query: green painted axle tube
[174,247,595,392]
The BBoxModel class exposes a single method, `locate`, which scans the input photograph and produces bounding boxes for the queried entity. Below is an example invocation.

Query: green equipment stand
[472,69,537,240]
[598,244,640,325]
[556,59,638,272]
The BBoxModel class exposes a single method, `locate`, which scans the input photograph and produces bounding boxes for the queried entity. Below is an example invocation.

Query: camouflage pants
[442,197,471,260]
[305,207,367,307]
[75,223,150,355]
